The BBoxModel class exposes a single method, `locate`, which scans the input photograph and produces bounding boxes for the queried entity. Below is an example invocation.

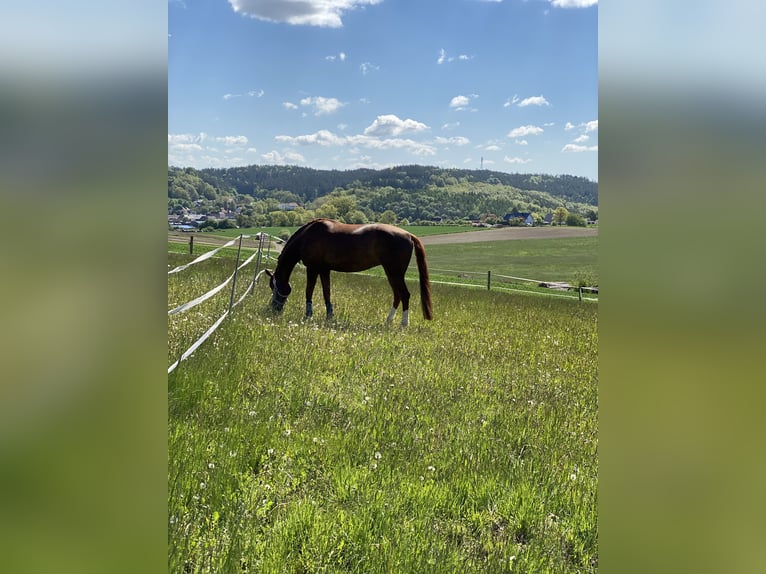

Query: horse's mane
[277,219,325,267]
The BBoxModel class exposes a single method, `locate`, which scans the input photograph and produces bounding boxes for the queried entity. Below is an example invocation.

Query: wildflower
[208,463,215,469]
[427,465,436,472]
[199,481,207,489]
[267,448,275,456]
[374,451,382,460]
[249,410,256,416]
[284,429,291,437]
[228,451,237,457]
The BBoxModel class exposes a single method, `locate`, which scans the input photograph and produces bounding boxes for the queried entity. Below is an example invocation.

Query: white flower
[208,463,215,469]
[374,451,382,460]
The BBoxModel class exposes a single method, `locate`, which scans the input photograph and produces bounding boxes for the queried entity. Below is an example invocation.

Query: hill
[168,164,597,227]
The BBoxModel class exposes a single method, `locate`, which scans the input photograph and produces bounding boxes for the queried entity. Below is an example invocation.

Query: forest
[168,164,598,228]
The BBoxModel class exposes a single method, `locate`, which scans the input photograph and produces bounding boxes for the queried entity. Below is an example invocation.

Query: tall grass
[168,254,597,573]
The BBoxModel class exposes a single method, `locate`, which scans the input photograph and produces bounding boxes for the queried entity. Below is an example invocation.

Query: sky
[168,0,598,181]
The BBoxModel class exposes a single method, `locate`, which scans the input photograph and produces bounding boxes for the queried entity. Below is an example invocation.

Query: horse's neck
[276,238,302,280]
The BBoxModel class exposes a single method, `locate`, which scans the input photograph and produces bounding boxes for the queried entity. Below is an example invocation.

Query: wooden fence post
[487,270,491,290]
[189,235,194,255]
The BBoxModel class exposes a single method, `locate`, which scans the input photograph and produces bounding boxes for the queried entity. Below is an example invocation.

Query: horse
[265,218,432,326]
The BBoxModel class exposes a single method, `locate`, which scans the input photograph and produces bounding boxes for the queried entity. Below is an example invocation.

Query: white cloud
[247,89,265,97]
[515,139,528,146]
[504,156,532,164]
[363,114,429,137]
[518,95,550,107]
[562,143,598,153]
[573,134,590,143]
[507,125,543,138]
[442,121,461,130]
[564,122,576,131]
[360,62,379,75]
[214,135,249,145]
[275,128,436,157]
[283,102,299,110]
[299,96,346,115]
[438,48,472,64]
[504,95,520,108]
[168,133,207,144]
[228,0,383,28]
[261,150,306,164]
[326,52,347,62]
[483,145,501,152]
[584,119,598,132]
[550,0,597,8]
[435,136,470,146]
[276,130,344,146]
[450,94,478,111]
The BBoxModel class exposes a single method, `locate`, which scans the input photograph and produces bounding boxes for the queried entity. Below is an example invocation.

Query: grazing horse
[265,218,432,326]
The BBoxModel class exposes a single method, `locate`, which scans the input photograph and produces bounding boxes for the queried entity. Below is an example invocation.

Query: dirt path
[420,226,597,245]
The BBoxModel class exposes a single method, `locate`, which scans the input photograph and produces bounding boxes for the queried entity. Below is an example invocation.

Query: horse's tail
[412,235,433,320]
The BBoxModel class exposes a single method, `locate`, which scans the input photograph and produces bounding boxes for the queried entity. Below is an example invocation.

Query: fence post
[189,235,194,255]
[487,270,491,290]
[578,286,583,301]
[228,234,244,310]
[252,231,265,296]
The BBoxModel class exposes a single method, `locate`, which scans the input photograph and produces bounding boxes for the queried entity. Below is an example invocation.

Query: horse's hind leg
[384,272,410,326]
[319,270,334,318]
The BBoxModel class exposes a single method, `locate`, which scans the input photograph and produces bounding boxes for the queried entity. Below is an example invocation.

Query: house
[543,213,554,225]
[503,212,534,226]
[278,202,300,211]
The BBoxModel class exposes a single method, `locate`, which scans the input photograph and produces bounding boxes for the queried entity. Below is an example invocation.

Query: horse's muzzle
[271,293,287,312]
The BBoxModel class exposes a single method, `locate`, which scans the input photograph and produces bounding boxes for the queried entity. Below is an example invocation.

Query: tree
[566,213,586,227]
[552,206,569,226]
[379,210,398,224]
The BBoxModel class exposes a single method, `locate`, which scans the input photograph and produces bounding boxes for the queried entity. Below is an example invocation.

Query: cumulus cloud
[360,62,379,75]
[275,128,436,157]
[434,136,470,146]
[283,101,299,110]
[504,156,532,164]
[562,143,598,152]
[299,96,346,115]
[507,125,544,138]
[276,130,344,146]
[363,114,429,137]
[214,135,249,145]
[504,95,520,108]
[584,119,598,132]
[573,134,590,143]
[550,0,597,8]
[326,52,347,62]
[261,150,306,164]
[228,0,382,28]
[565,121,576,131]
[450,94,478,111]
[518,95,550,107]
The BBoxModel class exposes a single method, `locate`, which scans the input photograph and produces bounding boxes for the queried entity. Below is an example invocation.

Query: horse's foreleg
[320,270,333,318]
[305,268,318,317]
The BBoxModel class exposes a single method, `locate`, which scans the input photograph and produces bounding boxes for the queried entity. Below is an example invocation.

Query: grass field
[168,245,598,573]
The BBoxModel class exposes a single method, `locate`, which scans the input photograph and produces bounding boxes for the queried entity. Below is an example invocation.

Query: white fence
[167,233,284,374]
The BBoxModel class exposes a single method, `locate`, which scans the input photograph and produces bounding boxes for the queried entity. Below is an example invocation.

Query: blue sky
[169,0,598,181]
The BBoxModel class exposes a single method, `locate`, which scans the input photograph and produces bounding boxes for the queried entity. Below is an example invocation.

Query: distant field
[207,224,484,239]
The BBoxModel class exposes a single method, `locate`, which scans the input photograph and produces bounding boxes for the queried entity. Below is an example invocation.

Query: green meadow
[167,238,598,573]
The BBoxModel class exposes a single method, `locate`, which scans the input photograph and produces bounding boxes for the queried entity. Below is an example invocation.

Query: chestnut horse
[265,218,432,326]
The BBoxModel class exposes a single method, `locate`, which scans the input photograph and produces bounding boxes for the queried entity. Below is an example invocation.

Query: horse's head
[265,269,291,312]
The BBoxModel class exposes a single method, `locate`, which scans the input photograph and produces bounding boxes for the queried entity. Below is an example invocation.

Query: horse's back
[303,219,414,272]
